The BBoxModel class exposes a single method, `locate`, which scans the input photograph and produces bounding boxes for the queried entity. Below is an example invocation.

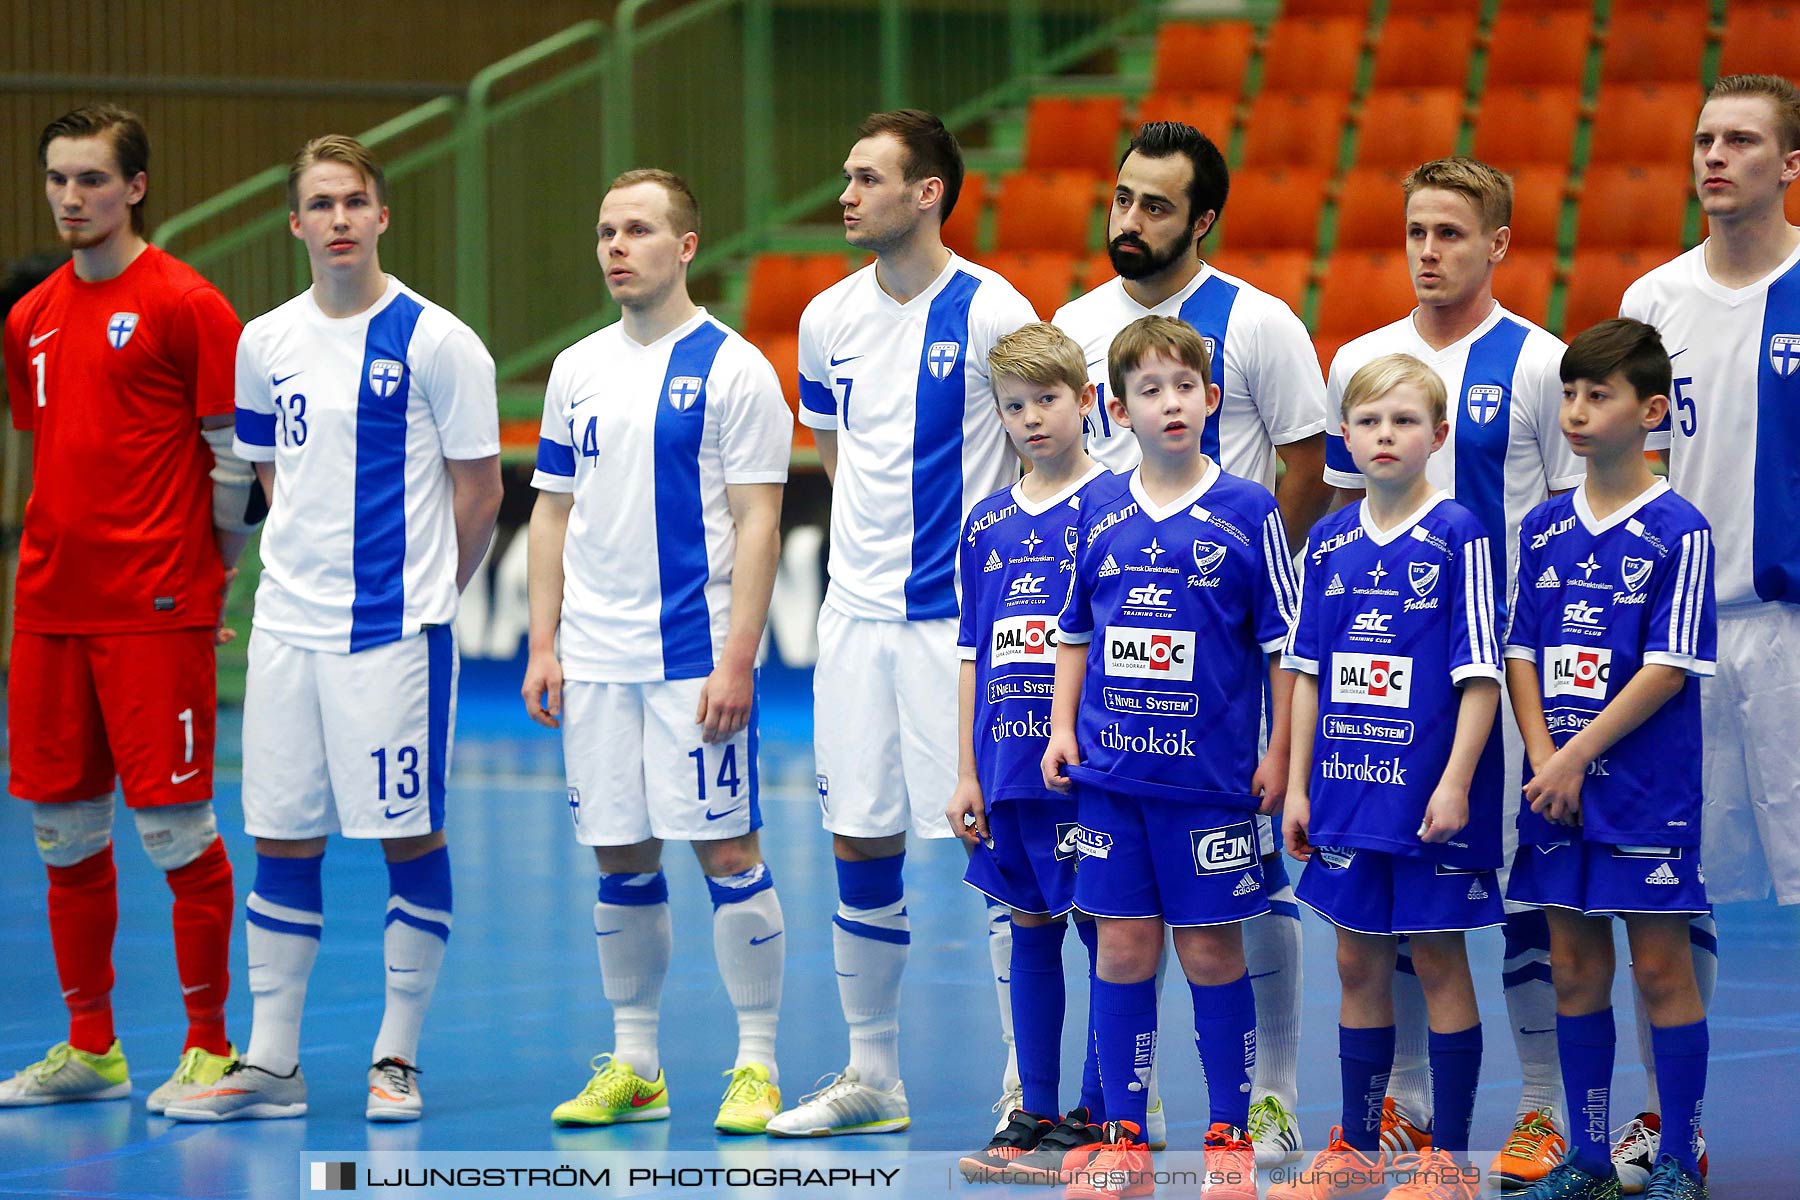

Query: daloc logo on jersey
[106,312,139,349]
[1769,333,1800,376]
[1465,384,1503,425]
[1192,541,1227,576]
[668,375,703,411]
[926,340,960,380]
[368,358,405,398]
[1408,562,1440,598]
[1620,556,1653,594]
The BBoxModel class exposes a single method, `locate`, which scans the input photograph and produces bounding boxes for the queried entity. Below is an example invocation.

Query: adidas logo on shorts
[1646,862,1680,886]
[1325,573,1345,597]
[1467,878,1489,901]
[1537,565,1560,589]
[984,550,1003,572]
[1099,554,1121,577]
[1232,873,1260,898]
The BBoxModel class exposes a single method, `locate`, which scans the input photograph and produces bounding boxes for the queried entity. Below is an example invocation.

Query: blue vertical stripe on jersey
[535,437,576,476]
[1178,273,1240,462]
[1754,269,1800,601]
[425,622,452,832]
[654,320,730,677]
[237,407,276,447]
[1453,317,1529,549]
[350,292,425,652]
[905,270,982,620]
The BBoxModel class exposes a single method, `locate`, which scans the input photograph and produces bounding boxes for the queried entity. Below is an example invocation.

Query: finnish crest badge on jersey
[926,340,960,380]
[1201,335,1217,363]
[106,312,139,349]
[1465,384,1503,425]
[668,375,702,411]
[1193,541,1227,576]
[1409,561,1440,597]
[1620,556,1653,594]
[1768,334,1800,376]
[368,358,405,398]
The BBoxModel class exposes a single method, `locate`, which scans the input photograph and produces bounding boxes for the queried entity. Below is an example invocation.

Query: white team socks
[243,855,325,1076]
[833,896,908,1089]
[987,901,1020,1094]
[595,874,673,1080]
[372,900,452,1065]
[1244,903,1304,1110]
[1503,913,1563,1124]
[1389,943,1435,1128]
[709,868,785,1081]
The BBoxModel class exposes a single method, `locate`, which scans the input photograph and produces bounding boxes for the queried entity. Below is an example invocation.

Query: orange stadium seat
[1473,86,1584,168]
[741,253,848,337]
[1354,88,1464,169]
[1023,95,1125,176]
[1241,91,1352,169]
[1563,248,1668,335]
[1151,20,1256,96]
[985,252,1079,319]
[1495,249,1555,326]
[1262,16,1366,93]
[747,331,801,410]
[1485,10,1593,88]
[1721,3,1800,77]
[1372,13,1479,91]
[1576,163,1691,249]
[1208,249,1312,312]
[1215,166,1331,251]
[993,170,1101,254]
[941,170,986,257]
[1600,7,1711,86]
[1333,168,1408,251]
[1136,92,1237,145]
[1505,164,1570,252]
[1588,84,1702,167]
[1316,250,1420,338]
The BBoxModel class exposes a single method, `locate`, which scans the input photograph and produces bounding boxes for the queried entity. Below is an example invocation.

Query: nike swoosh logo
[835,970,857,977]
[749,932,782,946]
[704,805,744,821]
[62,987,79,997]
[29,329,59,347]
[1248,970,1279,980]
[595,929,622,937]
[568,393,602,410]
[272,371,302,386]
[384,805,420,820]
[171,768,200,785]
[1086,357,1105,369]
[1668,348,1687,361]
[996,976,1010,984]
[829,353,863,366]
[181,983,210,995]
[629,1091,665,1108]
[388,966,419,974]
[1519,1027,1556,1035]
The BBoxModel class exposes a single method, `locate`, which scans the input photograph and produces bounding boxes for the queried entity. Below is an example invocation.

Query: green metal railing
[156,1,1159,393]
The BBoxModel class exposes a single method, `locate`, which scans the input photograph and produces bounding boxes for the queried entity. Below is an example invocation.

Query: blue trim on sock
[598,871,669,906]
[832,914,911,945]
[251,852,323,913]
[835,854,904,910]
[1502,909,1550,957]
[385,906,451,942]
[1688,921,1718,957]
[386,845,452,912]
[705,864,774,908]
[1268,899,1300,921]
[246,907,322,940]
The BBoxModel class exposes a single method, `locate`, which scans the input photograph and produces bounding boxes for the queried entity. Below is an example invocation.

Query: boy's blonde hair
[1341,353,1447,424]
[288,134,385,212]
[1107,314,1212,401]
[988,322,1089,397]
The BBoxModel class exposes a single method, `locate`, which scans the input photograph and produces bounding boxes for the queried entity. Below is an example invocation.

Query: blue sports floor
[1,660,1796,1198]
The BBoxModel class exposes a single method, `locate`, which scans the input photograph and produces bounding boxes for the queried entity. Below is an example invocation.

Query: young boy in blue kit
[1504,319,1715,1200]
[949,323,1112,1183]
[1042,315,1298,1200]
[1275,354,1505,1200]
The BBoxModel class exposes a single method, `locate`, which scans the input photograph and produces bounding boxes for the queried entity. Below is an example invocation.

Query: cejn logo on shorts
[1330,652,1413,709]
[1544,645,1612,698]
[1190,821,1258,875]
[1104,625,1195,681]
[991,615,1057,664]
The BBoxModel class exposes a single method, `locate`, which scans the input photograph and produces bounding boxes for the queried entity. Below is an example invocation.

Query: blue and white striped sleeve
[529,355,577,493]
[1644,527,1717,676]
[1450,533,1504,685]
[1257,506,1301,653]
[232,326,277,463]
[795,309,838,430]
[1282,537,1323,675]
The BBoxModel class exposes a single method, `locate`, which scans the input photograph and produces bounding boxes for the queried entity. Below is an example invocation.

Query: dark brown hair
[38,104,150,234]
[855,109,964,223]
[1561,317,1672,401]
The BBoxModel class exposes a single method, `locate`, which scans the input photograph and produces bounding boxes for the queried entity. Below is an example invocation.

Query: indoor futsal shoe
[1515,1159,1622,1200]
[993,1083,1025,1133]
[366,1056,423,1122]
[164,1060,307,1121]
[551,1053,669,1126]
[1249,1093,1305,1165]
[1065,1120,1153,1200]
[1381,1097,1434,1154]
[0,1040,130,1106]
[146,1044,236,1115]
[1145,1095,1167,1150]
[764,1067,909,1137]
[1491,1109,1567,1191]
[1201,1121,1258,1200]
[1005,1106,1107,1184]
[959,1107,1054,1181]
[1266,1129,1388,1200]
[714,1062,779,1134]
[1640,1156,1707,1200]
[1387,1148,1480,1200]
[1612,1113,1708,1195]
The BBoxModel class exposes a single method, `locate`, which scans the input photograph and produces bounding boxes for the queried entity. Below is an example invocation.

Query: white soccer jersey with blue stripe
[1053,264,1329,485]
[234,277,499,654]
[1323,304,1583,587]
[531,309,792,683]
[1623,241,1800,610]
[797,254,1037,622]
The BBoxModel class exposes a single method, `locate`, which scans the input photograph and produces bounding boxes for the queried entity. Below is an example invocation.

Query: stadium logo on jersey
[1545,644,1612,698]
[1053,822,1082,862]
[1330,652,1413,709]
[368,357,405,398]
[1465,384,1503,426]
[668,375,703,411]
[1409,562,1440,598]
[1190,821,1258,875]
[1325,573,1346,597]
[1099,554,1121,577]
[927,340,960,379]
[992,615,1057,664]
[1769,333,1800,376]
[985,550,1004,572]
[1104,626,1195,680]
[106,312,139,349]
[1192,541,1227,576]
[1620,556,1653,594]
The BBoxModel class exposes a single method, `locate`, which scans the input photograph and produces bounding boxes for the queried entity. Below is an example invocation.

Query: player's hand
[947,778,990,847]
[1041,732,1080,794]
[696,659,754,744]
[522,650,564,729]
[214,567,239,646]
[1419,784,1470,844]
[1524,748,1585,826]
[1251,745,1289,816]
[1283,791,1313,861]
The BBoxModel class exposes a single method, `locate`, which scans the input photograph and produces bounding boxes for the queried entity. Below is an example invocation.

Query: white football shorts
[241,625,458,840]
